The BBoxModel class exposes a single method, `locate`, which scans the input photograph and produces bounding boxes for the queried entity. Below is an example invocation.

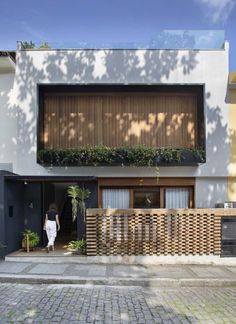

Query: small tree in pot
[67,185,91,222]
[22,229,40,251]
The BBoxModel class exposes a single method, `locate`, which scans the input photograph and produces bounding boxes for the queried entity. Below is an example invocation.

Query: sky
[0,0,235,71]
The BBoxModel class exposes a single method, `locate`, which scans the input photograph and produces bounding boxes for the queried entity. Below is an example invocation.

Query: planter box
[157,150,206,166]
[37,147,205,167]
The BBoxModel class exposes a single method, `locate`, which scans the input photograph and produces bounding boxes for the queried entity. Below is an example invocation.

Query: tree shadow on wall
[40,48,200,149]
[3,42,201,171]
[196,91,230,206]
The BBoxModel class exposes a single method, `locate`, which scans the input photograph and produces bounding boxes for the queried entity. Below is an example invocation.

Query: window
[133,189,160,208]
[101,187,193,208]
[102,189,130,208]
[165,188,189,208]
[99,178,194,209]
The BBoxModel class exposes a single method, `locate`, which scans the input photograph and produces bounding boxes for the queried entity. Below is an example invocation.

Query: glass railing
[21,30,225,50]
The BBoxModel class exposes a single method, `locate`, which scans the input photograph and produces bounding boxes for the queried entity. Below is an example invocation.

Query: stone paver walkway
[0,283,236,323]
[1,261,236,279]
[1,261,236,287]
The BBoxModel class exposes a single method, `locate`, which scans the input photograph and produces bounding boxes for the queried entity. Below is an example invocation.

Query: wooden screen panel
[43,95,101,148]
[43,96,60,148]
[43,93,197,149]
[86,208,234,256]
[101,94,197,148]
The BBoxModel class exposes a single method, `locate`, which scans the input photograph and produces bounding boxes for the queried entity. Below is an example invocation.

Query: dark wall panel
[77,180,98,239]
[23,183,43,245]
[43,183,55,215]
[5,181,24,254]
[4,181,43,254]
[0,174,5,258]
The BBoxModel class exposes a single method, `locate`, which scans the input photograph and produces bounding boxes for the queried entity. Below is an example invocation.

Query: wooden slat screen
[43,93,197,149]
[86,208,235,256]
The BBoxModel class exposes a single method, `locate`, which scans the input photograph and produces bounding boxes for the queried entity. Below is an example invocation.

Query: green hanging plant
[67,185,91,222]
[67,185,80,222]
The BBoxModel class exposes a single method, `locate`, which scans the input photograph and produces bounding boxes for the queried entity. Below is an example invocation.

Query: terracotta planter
[21,239,35,251]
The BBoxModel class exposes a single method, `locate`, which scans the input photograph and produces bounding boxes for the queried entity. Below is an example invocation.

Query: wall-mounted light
[24,180,28,185]
[28,201,33,209]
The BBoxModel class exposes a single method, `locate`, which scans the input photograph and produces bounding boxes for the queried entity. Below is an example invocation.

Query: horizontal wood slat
[98,177,195,187]
[86,208,236,256]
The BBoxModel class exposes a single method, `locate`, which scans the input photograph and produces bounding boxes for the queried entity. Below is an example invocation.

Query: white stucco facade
[0,71,16,172]
[0,43,231,207]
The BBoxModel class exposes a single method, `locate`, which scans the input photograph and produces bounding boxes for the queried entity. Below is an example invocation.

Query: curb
[1,275,236,287]
[5,255,236,266]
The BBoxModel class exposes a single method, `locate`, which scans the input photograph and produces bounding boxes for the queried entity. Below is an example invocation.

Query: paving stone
[113,265,152,277]
[113,264,191,278]
[74,264,106,276]
[28,264,68,275]
[0,284,236,323]
[158,271,192,278]
[189,266,233,278]
[0,262,31,273]
[227,266,236,274]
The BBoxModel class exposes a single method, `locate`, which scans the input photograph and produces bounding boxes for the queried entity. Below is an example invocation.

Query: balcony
[37,84,206,167]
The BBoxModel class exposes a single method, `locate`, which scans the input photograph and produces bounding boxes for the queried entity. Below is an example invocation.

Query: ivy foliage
[38,145,205,167]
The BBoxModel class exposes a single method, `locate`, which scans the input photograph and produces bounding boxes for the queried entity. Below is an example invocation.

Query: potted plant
[67,239,86,255]
[0,242,6,258]
[22,229,40,251]
[67,185,91,222]
[0,242,6,250]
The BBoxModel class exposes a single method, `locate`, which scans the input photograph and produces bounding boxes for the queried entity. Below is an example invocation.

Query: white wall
[0,46,231,206]
[195,177,228,207]
[0,72,16,171]
[10,46,229,177]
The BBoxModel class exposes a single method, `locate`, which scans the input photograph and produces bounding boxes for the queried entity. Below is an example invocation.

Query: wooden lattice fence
[86,209,236,256]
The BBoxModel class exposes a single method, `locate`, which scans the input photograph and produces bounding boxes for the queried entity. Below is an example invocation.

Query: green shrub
[0,242,6,251]
[68,239,86,254]
[38,145,205,167]
[22,229,40,248]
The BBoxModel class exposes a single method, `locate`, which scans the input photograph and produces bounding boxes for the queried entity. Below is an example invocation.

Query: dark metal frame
[36,83,206,166]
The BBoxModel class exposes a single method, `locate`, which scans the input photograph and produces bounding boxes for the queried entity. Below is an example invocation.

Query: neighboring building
[0,51,16,172]
[0,51,17,256]
[0,32,233,254]
[228,71,236,202]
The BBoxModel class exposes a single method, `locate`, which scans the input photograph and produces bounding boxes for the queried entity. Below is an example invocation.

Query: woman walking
[44,203,60,253]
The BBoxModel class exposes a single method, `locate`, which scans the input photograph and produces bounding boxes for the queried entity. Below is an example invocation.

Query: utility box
[221,217,236,257]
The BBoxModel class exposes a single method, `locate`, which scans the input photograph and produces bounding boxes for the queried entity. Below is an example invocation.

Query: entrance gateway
[0,173,97,257]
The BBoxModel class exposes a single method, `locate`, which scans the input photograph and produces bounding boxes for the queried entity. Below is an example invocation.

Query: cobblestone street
[0,284,235,323]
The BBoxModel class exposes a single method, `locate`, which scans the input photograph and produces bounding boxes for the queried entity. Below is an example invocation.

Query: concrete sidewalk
[1,260,236,287]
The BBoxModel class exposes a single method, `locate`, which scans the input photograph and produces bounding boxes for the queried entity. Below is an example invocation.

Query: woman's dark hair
[48,203,58,213]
